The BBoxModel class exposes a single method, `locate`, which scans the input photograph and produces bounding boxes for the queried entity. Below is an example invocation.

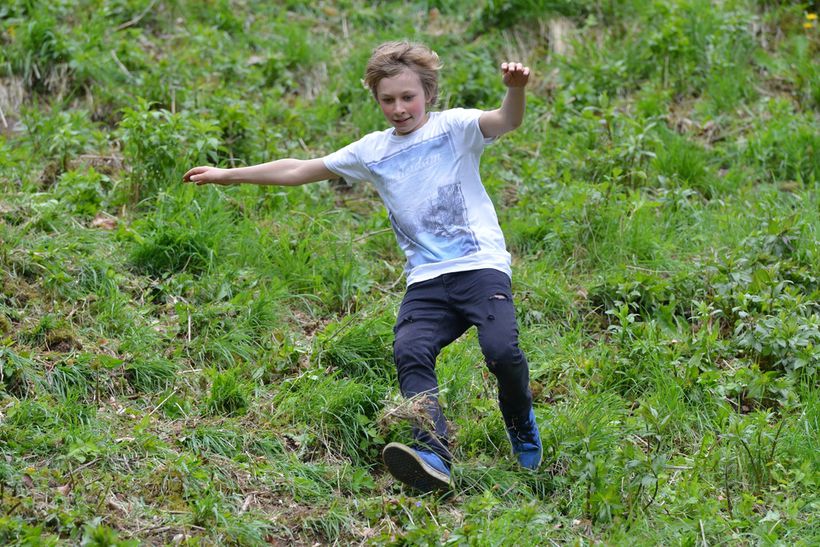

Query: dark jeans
[392,268,533,466]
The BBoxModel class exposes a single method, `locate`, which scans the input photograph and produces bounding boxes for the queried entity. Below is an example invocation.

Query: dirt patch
[69,153,126,176]
[45,329,83,352]
[666,97,725,145]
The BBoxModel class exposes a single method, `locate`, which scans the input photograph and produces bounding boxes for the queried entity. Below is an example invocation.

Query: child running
[183,41,541,493]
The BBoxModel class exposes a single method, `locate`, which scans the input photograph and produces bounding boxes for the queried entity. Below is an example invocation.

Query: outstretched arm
[478,62,530,139]
[183,158,335,186]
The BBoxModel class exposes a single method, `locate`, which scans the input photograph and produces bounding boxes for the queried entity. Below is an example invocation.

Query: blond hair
[364,41,442,105]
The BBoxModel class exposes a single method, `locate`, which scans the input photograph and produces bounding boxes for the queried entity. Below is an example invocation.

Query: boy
[183,41,541,493]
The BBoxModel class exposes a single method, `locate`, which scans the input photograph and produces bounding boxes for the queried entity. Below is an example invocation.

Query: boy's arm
[478,62,530,139]
[183,158,335,186]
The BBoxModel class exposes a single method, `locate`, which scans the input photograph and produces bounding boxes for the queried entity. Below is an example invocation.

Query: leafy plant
[117,98,221,202]
[53,167,112,217]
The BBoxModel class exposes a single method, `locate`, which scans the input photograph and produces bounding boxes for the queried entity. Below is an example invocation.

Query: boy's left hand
[501,62,530,88]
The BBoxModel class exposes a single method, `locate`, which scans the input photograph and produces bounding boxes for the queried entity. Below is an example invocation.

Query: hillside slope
[0,1,817,544]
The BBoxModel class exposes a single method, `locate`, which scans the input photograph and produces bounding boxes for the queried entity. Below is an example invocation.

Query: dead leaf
[91,214,117,230]
[107,492,131,514]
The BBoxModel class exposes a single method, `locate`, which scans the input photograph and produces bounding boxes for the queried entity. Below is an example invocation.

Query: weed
[472,0,608,33]
[0,345,38,398]
[20,108,104,180]
[652,128,712,195]
[313,307,394,380]
[53,167,112,218]
[206,368,250,416]
[125,358,177,393]
[275,371,385,465]
[117,98,220,202]
[128,188,232,276]
[735,308,820,375]
[5,9,71,95]
[744,98,819,183]
[300,499,354,543]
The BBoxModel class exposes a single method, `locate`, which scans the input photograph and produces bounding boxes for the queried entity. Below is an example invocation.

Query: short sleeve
[323,138,372,183]
[443,108,496,152]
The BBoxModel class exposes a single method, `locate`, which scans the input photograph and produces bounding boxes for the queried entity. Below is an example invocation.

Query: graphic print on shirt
[368,133,480,268]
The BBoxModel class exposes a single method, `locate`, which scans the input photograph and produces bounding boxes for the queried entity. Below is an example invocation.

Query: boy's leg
[393,278,469,466]
[451,268,541,468]
[453,269,533,422]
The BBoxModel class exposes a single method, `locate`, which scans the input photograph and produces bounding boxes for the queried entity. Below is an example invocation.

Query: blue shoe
[506,409,542,470]
[383,442,452,493]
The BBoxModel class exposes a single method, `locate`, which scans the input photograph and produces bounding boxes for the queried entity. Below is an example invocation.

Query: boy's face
[376,68,430,136]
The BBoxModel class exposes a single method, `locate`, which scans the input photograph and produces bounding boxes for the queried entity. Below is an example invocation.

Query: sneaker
[506,408,542,470]
[383,442,452,493]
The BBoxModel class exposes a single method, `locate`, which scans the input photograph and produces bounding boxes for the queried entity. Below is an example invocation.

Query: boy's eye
[403,95,414,101]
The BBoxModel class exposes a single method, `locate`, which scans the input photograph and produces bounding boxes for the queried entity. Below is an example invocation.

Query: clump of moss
[45,328,82,352]
[0,314,12,334]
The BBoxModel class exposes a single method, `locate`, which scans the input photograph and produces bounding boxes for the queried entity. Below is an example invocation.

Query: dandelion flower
[804,22,815,29]
[806,13,817,20]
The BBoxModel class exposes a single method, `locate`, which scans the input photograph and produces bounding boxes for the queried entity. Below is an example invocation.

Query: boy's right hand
[182,166,232,185]
[501,62,530,88]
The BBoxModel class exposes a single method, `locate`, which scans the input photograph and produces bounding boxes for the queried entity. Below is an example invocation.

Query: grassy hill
[0,0,817,544]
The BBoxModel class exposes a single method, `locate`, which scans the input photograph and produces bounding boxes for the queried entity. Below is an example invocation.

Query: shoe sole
[383,443,452,493]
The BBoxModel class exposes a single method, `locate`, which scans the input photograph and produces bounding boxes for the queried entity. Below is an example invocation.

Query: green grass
[0,0,818,544]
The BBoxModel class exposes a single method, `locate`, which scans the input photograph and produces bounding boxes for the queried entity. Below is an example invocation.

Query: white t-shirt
[323,108,511,286]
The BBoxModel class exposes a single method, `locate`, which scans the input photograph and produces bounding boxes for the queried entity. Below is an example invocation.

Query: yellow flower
[804,22,815,29]
[806,13,817,20]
